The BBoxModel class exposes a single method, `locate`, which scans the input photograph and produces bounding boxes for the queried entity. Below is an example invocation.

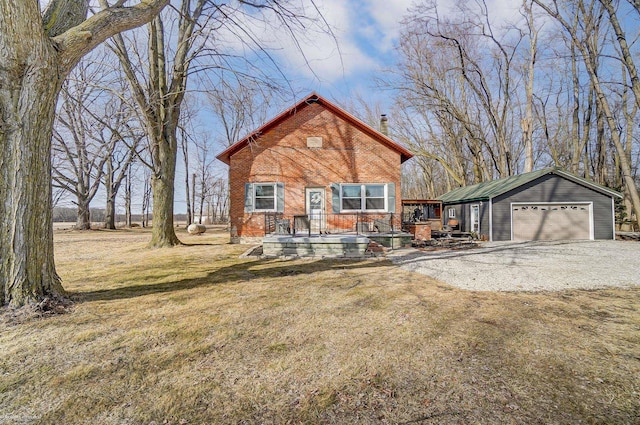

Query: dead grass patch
[0,227,639,424]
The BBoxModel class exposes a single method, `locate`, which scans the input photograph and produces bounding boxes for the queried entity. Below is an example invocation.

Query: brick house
[216,93,413,243]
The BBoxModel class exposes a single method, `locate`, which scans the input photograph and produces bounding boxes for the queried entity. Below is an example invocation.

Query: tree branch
[54,0,169,72]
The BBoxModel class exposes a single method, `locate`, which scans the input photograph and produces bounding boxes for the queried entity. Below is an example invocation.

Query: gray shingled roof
[438,167,622,204]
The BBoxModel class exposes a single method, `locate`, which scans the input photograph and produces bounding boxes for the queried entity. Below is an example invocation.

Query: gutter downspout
[611,197,616,240]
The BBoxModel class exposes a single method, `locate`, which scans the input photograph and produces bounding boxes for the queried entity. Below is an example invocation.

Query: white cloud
[364,0,415,52]
[280,0,415,81]
[435,0,525,31]
[210,0,523,90]
[208,0,379,84]
[274,0,379,82]
[486,0,526,26]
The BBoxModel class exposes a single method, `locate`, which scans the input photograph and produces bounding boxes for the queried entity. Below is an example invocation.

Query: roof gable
[439,168,622,203]
[215,92,413,165]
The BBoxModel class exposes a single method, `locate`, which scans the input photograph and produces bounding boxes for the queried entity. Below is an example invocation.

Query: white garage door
[512,203,592,241]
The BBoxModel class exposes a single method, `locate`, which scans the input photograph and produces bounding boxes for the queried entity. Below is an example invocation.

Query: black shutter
[276,182,285,212]
[330,183,340,213]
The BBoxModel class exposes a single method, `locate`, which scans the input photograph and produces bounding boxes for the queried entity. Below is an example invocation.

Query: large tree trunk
[149,173,180,246]
[75,197,91,230]
[0,40,65,306]
[148,132,180,247]
[105,192,117,229]
[111,3,206,248]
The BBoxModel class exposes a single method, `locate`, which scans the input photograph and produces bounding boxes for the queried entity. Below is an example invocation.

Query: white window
[448,207,456,218]
[341,184,386,212]
[244,182,284,213]
[254,183,276,211]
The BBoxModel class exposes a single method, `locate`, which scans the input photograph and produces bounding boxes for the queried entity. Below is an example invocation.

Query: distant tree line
[51,207,203,226]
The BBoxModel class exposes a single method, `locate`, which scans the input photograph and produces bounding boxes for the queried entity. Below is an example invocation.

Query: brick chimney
[380,114,389,136]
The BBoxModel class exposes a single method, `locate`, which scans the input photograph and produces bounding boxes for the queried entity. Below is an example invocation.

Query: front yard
[1,227,638,424]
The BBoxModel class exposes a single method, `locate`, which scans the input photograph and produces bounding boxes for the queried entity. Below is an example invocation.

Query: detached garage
[438,168,621,241]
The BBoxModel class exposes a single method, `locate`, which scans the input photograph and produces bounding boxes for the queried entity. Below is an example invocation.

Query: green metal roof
[438,167,622,204]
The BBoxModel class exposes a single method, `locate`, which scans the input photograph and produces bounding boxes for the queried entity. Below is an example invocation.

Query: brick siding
[228,103,403,241]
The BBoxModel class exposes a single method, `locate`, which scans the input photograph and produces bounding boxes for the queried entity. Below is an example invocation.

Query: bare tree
[599,0,640,110]
[208,177,229,223]
[389,0,638,229]
[192,132,216,224]
[532,0,640,228]
[51,60,112,230]
[389,0,524,195]
[124,166,133,227]
[521,0,539,173]
[180,123,193,226]
[0,0,168,306]
[88,72,145,230]
[51,55,143,231]
[103,127,143,230]
[177,95,206,227]
[141,166,153,228]
[206,78,277,148]
[107,0,207,247]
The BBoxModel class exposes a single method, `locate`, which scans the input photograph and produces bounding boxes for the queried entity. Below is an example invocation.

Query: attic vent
[307,136,322,148]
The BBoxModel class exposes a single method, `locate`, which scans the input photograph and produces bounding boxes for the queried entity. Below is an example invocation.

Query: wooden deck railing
[264,212,401,237]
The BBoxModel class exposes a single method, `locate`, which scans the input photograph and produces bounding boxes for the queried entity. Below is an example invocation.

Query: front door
[306,188,325,234]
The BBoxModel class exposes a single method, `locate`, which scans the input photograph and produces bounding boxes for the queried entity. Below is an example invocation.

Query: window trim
[448,207,456,219]
[253,183,277,212]
[470,204,480,233]
[339,183,388,213]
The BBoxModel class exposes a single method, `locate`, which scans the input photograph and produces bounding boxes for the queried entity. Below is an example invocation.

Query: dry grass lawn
[1,227,639,424]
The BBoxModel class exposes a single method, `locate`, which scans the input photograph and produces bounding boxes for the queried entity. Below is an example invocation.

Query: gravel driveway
[390,240,640,292]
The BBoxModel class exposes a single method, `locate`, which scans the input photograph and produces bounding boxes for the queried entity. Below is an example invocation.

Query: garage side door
[512,204,591,241]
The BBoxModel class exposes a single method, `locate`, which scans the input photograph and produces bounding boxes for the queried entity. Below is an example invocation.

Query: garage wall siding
[491,174,614,241]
